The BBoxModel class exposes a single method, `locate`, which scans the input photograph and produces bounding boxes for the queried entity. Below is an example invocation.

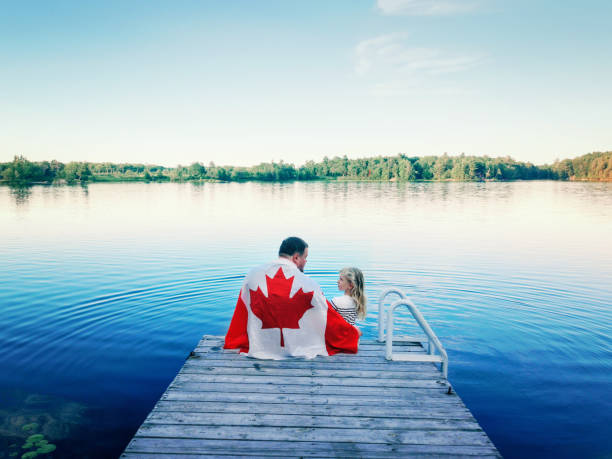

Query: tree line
[1,151,610,185]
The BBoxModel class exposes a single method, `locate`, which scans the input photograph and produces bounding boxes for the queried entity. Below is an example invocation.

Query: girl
[330,267,367,326]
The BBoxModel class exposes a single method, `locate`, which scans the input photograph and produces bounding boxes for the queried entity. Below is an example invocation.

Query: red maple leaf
[249,268,315,347]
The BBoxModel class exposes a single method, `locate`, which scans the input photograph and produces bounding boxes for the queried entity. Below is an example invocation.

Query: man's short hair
[279,236,308,257]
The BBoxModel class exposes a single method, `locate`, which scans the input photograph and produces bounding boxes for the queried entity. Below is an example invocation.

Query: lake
[1,181,611,458]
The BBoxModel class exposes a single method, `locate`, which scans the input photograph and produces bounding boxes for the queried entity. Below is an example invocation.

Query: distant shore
[1,151,610,186]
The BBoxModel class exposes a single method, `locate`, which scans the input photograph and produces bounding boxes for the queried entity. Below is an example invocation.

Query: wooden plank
[124,438,501,457]
[152,401,473,419]
[391,354,443,363]
[161,390,464,406]
[190,352,437,365]
[134,424,493,446]
[194,344,427,355]
[181,363,441,379]
[123,454,287,459]
[143,411,481,430]
[194,345,427,356]
[172,372,447,388]
[183,357,438,372]
[167,382,448,397]
[123,454,498,459]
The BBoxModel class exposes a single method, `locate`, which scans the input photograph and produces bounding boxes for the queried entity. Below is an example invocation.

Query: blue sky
[1,0,611,166]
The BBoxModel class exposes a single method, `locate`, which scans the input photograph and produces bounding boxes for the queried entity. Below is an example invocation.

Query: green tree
[61,162,92,183]
[433,154,451,180]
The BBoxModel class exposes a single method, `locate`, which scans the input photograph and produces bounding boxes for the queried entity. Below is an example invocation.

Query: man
[224,236,360,359]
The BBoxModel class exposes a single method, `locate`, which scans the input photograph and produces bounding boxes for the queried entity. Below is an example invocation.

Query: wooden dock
[122,335,500,458]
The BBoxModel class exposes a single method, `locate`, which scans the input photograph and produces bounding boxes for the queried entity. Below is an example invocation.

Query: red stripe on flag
[325,300,359,355]
[224,293,249,353]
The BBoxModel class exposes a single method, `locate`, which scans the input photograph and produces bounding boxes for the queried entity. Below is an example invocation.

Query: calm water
[1,181,611,458]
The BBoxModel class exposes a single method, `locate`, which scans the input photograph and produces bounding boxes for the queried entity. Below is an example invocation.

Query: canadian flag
[224,258,360,359]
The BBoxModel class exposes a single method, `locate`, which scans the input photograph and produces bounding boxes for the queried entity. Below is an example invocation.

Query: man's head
[278,236,309,272]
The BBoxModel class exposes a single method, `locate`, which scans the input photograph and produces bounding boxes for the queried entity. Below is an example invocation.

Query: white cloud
[354,33,482,79]
[377,0,478,15]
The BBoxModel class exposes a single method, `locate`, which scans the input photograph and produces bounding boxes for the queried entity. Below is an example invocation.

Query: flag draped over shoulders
[224,258,360,359]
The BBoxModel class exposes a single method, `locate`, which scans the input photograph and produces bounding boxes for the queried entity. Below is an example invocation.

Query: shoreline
[1,177,611,187]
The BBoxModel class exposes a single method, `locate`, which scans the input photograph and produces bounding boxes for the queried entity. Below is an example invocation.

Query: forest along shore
[1,151,611,186]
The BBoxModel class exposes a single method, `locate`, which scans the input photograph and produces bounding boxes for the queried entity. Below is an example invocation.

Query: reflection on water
[8,186,32,206]
[0,181,611,458]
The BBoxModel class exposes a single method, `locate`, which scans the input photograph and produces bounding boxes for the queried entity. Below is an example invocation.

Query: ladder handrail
[377,288,406,342]
[385,297,449,379]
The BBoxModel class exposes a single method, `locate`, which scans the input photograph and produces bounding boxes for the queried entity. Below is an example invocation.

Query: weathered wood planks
[122,335,501,458]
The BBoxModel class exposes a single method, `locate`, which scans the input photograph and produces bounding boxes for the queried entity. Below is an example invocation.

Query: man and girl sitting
[224,236,366,358]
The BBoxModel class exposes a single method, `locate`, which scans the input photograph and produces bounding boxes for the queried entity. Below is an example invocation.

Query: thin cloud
[354,33,482,78]
[377,0,478,15]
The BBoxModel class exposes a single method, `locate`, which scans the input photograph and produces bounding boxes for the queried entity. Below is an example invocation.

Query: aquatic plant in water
[3,390,84,456]
[16,423,57,458]
[26,434,44,443]
[36,444,57,454]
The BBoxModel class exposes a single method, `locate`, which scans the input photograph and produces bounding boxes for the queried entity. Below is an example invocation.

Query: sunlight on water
[1,181,611,458]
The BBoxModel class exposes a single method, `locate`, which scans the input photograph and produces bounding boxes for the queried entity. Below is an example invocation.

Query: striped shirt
[330,295,358,325]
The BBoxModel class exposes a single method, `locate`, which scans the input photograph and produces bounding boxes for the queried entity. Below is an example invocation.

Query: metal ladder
[378,288,449,379]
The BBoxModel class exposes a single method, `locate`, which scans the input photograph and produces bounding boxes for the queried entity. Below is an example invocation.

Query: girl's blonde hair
[340,267,367,320]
